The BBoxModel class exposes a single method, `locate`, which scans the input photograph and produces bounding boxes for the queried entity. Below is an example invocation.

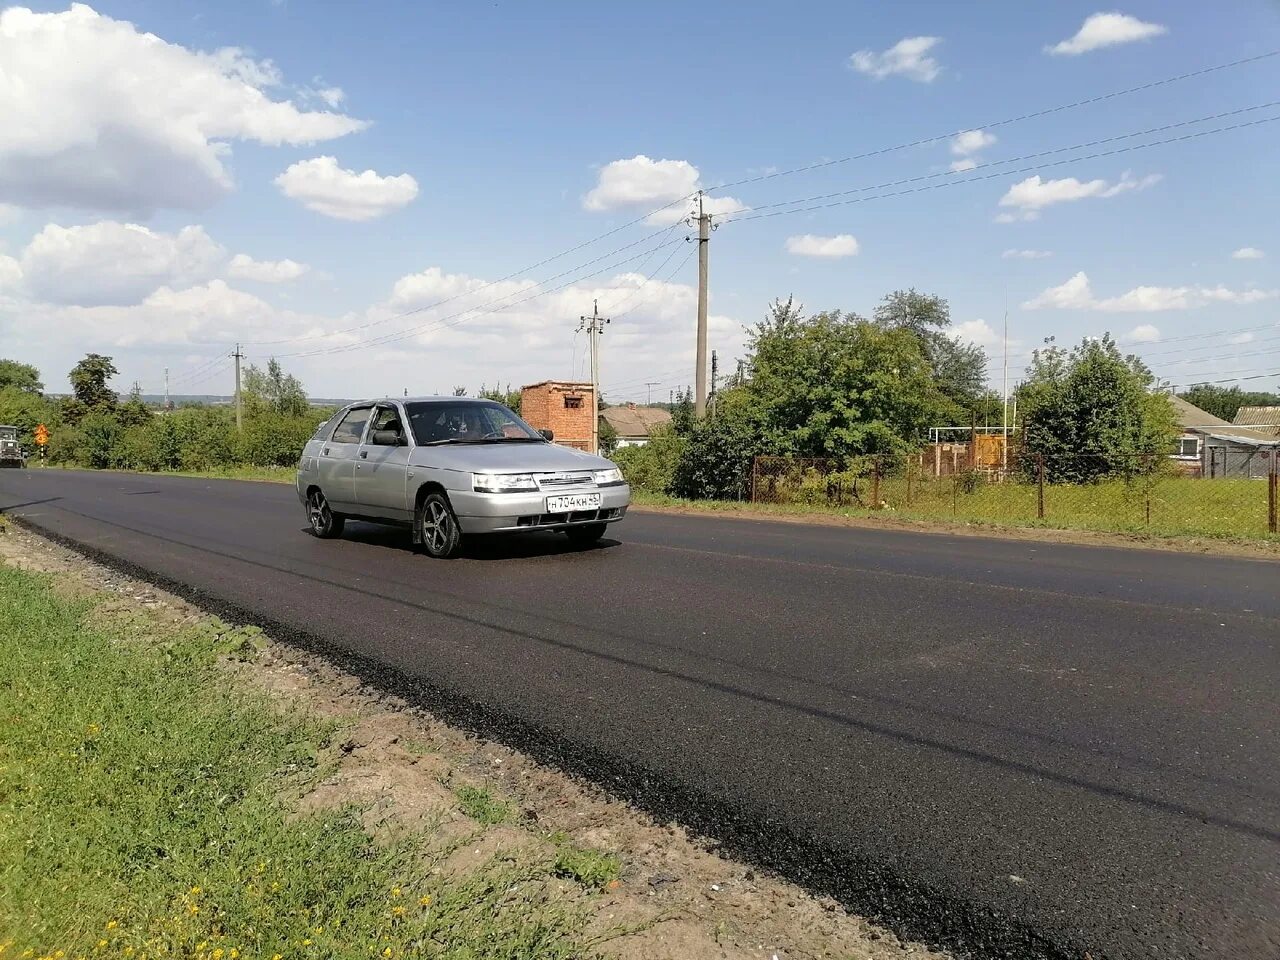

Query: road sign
[34,424,49,447]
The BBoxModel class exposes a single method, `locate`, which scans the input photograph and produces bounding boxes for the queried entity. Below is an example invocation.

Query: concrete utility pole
[709,350,719,418]
[578,300,609,453]
[695,191,711,418]
[163,367,169,410]
[645,381,659,406]
[232,343,244,432]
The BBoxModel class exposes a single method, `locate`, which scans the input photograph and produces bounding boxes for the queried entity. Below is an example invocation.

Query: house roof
[600,405,672,438]
[1234,406,1280,436]
[521,380,593,392]
[1171,395,1278,444]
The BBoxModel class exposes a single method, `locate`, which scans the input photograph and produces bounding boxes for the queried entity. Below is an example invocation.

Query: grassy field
[634,472,1279,544]
[0,564,607,959]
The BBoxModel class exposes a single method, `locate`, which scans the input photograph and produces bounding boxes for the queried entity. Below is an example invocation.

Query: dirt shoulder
[631,499,1280,562]
[0,520,947,960]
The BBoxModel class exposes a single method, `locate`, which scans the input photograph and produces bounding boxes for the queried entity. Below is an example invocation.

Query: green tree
[242,359,309,418]
[1018,335,1177,483]
[118,384,152,428]
[0,359,43,394]
[1178,383,1280,422]
[746,299,944,461]
[668,389,772,499]
[478,383,522,414]
[873,288,988,415]
[63,354,119,423]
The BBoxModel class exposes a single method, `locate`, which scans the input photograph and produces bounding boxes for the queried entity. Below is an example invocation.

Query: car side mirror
[538,428,554,441]
[371,429,404,446]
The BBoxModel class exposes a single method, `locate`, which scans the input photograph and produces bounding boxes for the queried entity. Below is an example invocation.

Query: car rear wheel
[565,522,607,546]
[418,491,463,559]
[307,489,345,539]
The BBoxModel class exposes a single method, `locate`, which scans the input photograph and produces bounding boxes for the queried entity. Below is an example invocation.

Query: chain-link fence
[751,453,1280,539]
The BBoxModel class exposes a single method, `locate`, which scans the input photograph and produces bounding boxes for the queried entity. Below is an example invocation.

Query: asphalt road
[3,468,1278,960]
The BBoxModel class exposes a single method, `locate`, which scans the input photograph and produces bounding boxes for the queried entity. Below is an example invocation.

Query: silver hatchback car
[296,397,630,557]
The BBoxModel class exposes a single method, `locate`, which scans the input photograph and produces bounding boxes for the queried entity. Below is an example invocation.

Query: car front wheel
[307,489,345,539]
[417,491,463,559]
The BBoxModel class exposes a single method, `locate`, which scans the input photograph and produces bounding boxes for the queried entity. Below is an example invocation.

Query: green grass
[454,785,514,827]
[633,474,1279,544]
[549,839,621,891]
[0,565,602,959]
[37,462,297,484]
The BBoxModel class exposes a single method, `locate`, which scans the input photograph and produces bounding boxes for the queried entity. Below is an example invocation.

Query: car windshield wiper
[421,437,473,446]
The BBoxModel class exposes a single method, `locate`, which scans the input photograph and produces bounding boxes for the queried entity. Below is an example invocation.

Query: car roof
[350,396,502,406]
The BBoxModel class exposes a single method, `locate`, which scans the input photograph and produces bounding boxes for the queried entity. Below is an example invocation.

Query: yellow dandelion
[96,943,107,951]
[195,945,206,952]
[105,922,118,932]
[390,887,401,898]
[418,895,431,907]
[211,951,223,960]
[301,941,311,948]
[382,950,392,959]
[391,905,405,917]
[187,905,199,916]
[229,951,238,959]
[189,886,201,896]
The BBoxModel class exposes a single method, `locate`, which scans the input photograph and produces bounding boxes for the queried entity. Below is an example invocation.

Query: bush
[668,409,773,500]
[610,426,684,493]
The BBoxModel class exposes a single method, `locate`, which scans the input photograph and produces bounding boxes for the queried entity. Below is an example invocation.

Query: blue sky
[0,1,1276,401]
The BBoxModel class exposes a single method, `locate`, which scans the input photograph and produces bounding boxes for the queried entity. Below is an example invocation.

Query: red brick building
[520,380,595,451]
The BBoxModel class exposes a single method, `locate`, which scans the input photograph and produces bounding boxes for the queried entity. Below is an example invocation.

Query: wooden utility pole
[578,301,609,453]
[233,343,244,432]
[695,192,710,418]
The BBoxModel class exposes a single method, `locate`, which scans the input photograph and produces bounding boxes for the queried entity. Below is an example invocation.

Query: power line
[708,49,1280,194]
[274,235,688,359]
[236,195,696,348]
[721,111,1280,225]
[730,102,1278,219]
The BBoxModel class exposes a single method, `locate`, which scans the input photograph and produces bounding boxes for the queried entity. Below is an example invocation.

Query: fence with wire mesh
[751,452,1280,540]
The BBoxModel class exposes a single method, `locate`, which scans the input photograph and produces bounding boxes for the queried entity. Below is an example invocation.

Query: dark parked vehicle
[0,426,25,468]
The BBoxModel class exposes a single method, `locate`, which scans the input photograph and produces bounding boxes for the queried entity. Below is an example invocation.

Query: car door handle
[360,450,368,459]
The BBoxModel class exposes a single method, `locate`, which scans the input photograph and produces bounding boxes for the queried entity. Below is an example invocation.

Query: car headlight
[473,473,538,493]
[592,467,624,486]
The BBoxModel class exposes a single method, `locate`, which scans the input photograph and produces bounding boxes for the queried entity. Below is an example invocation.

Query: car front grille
[536,473,593,488]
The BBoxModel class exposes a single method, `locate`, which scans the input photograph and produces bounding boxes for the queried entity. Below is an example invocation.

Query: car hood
[409,442,615,473]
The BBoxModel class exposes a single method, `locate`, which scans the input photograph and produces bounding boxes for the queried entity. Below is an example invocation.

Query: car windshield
[404,401,543,445]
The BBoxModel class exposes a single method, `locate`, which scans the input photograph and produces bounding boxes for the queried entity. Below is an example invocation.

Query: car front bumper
[451,484,631,534]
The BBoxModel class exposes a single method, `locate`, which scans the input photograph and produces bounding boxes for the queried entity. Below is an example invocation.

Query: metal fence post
[1036,454,1046,520]
[906,461,914,506]
[751,456,758,503]
[1269,464,1277,534]
[872,458,881,509]
[951,473,958,517]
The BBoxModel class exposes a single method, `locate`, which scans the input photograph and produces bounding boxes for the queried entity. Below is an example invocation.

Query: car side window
[370,405,402,433]
[331,407,372,443]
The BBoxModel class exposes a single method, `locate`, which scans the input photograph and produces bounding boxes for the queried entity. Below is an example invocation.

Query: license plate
[546,493,601,512]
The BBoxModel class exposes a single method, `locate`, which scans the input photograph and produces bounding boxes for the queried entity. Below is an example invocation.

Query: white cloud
[1023,271,1280,312]
[227,253,309,283]
[0,4,367,215]
[274,156,419,220]
[1002,248,1053,259]
[849,36,942,82]
[951,319,1004,353]
[950,159,978,173]
[1229,332,1255,345]
[997,170,1161,221]
[582,155,747,224]
[1047,12,1168,56]
[18,221,225,305]
[1232,247,1265,260]
[951,130,996,156]
[785,234,860,258]
[0,254,21,291]
[1023,272,1096,309]
[1125,323,1161,342]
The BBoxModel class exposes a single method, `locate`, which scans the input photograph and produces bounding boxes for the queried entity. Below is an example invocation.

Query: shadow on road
[337,521,622,561]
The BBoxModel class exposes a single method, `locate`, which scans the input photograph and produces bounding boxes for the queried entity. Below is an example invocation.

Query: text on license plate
[546,493,601,512]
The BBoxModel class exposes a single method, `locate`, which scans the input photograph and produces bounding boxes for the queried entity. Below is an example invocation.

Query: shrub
[610,426,685,493]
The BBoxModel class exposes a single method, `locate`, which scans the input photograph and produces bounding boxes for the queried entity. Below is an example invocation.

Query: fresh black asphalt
[2,468,1277,960]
